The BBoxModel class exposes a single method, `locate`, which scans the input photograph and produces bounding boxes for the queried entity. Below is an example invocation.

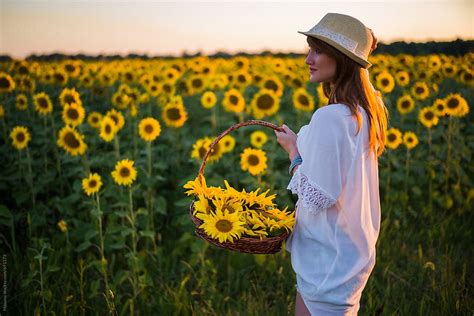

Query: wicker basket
[188,120,292,254]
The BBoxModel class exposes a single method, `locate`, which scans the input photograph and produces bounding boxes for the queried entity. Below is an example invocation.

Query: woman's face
[305,45,337,84]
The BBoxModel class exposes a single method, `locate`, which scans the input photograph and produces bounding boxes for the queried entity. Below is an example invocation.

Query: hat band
[312,26,358,53]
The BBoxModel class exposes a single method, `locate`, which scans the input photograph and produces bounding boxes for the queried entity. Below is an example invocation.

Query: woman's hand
[274,124,299,160]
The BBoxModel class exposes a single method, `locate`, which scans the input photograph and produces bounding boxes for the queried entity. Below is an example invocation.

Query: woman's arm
[274,124,301,175]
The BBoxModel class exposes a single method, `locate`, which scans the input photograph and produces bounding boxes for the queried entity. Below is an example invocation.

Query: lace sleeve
[287,167,337,213]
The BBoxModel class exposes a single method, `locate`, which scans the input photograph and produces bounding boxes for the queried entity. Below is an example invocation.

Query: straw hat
[298,13,375,68]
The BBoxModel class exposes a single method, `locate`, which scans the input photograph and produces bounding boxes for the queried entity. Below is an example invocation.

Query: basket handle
[198,120,284,178]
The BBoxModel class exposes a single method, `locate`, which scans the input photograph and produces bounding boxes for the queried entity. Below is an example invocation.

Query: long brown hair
[307,36,389,158]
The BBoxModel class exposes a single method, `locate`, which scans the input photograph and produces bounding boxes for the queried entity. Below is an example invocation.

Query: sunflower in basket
[184,176,295,244]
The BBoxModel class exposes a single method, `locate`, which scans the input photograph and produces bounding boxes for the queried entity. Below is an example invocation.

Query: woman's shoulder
[311,103,356,125]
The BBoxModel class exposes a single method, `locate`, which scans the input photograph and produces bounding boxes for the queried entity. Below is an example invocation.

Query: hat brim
[298,31,372,69]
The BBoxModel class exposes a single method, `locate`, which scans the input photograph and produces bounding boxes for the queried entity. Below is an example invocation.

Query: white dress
[286,103,381,316]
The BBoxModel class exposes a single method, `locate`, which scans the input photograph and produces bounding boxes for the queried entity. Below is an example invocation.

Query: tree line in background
[0,39,472,62]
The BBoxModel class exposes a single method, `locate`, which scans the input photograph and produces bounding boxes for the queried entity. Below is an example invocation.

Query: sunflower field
[0,53,473,315]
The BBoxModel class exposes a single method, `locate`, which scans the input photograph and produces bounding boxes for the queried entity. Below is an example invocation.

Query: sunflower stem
[95,193,110,293]
[146,141,157,252]
[114,136,120,160]
[384,152,391,214]
[81,153,91,176]
[132,116,138,160]
[404,147,410,211]
[42,115,48,175]
[444,116,452,195]
[427,128,433,213]
[0,118,7,144]
[50,114,64,196]
[128,186,139,314]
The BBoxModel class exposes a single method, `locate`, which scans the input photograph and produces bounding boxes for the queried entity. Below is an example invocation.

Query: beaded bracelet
[289,154,302,175]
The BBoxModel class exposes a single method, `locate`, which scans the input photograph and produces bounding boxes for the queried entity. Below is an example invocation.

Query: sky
[1,0,473,58]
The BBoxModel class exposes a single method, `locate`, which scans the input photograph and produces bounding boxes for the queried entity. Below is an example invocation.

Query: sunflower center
[257,94,274,110]
[229,95,239,105]
[401,101,410,109]
[16,132,25,142]
[215,219,233,233]
[65,64,75,72]
[0,77,11,89]
[199,146,207,158]
[105,124,112,134]
[264,80,278,92]
[447,98,459,109]
[120,167,130,177]
[387,133,396,142]
[67,108,79,120]
[210,143,220,156]
[145,124,154,134]
[166,108,181,121]
[424,111,434,120]
[38,98,48,108]
[415,87,424,94]
[89,180,97,188]
[381,78,389,86]
[65,95,75,104]
[64,132,80,148]
[163,84,172,93]
[248,154,260,166]
[298,95,309,106]
[237,75,246,83]
[192,78,203,88]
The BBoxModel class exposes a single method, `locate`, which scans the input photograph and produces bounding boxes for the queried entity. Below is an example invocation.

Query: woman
[274,13,388,315]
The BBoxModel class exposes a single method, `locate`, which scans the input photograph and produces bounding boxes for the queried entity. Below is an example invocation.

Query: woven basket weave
[189,120,291,254]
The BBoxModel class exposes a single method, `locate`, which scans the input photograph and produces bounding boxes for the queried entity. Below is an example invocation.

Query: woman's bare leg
[295,291,311,316]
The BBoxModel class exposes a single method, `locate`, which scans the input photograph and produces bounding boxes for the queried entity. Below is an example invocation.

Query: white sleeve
[287,106,354,214]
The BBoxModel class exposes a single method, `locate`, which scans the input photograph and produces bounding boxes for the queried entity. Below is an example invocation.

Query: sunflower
[16,94,28,111]
[250,89,280,119]
[62,103,85,127]
[0,105,4,118]
[190,74,209,95]
[111,159,137,186]
[403,131,419,150]
[198,208,245,243]
[162,103,188,128]
[385,127,402,150]
[201,91,217,109]
[240,148,267,176]
[260,75,284,97]
[432,99,447,117]
[191,138,210,161]
[250,131,268,149]
[99,116,118,142]
[441,63,457,78]
[222,88,245,113]
[220,135,236,153]
[444,93,469,117]
[316,84,329,107]
[375,70,395,94]
[87,112,103,129]
[57,125,87,156]
[32,92,53,115]
[396,94,415,115]
[0,72,16,93]
[82,173,103,196]
[411,82,430,100]
[206,137,224,163]
[395,71,410,87]
[59,87,82,107]
[138,117,161,142]
[57,219,68,233]
[106,109,125,131]
[10,126,31,150]
[418,107,439,128]
[232,70,252,89]
[292,88,315,112]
